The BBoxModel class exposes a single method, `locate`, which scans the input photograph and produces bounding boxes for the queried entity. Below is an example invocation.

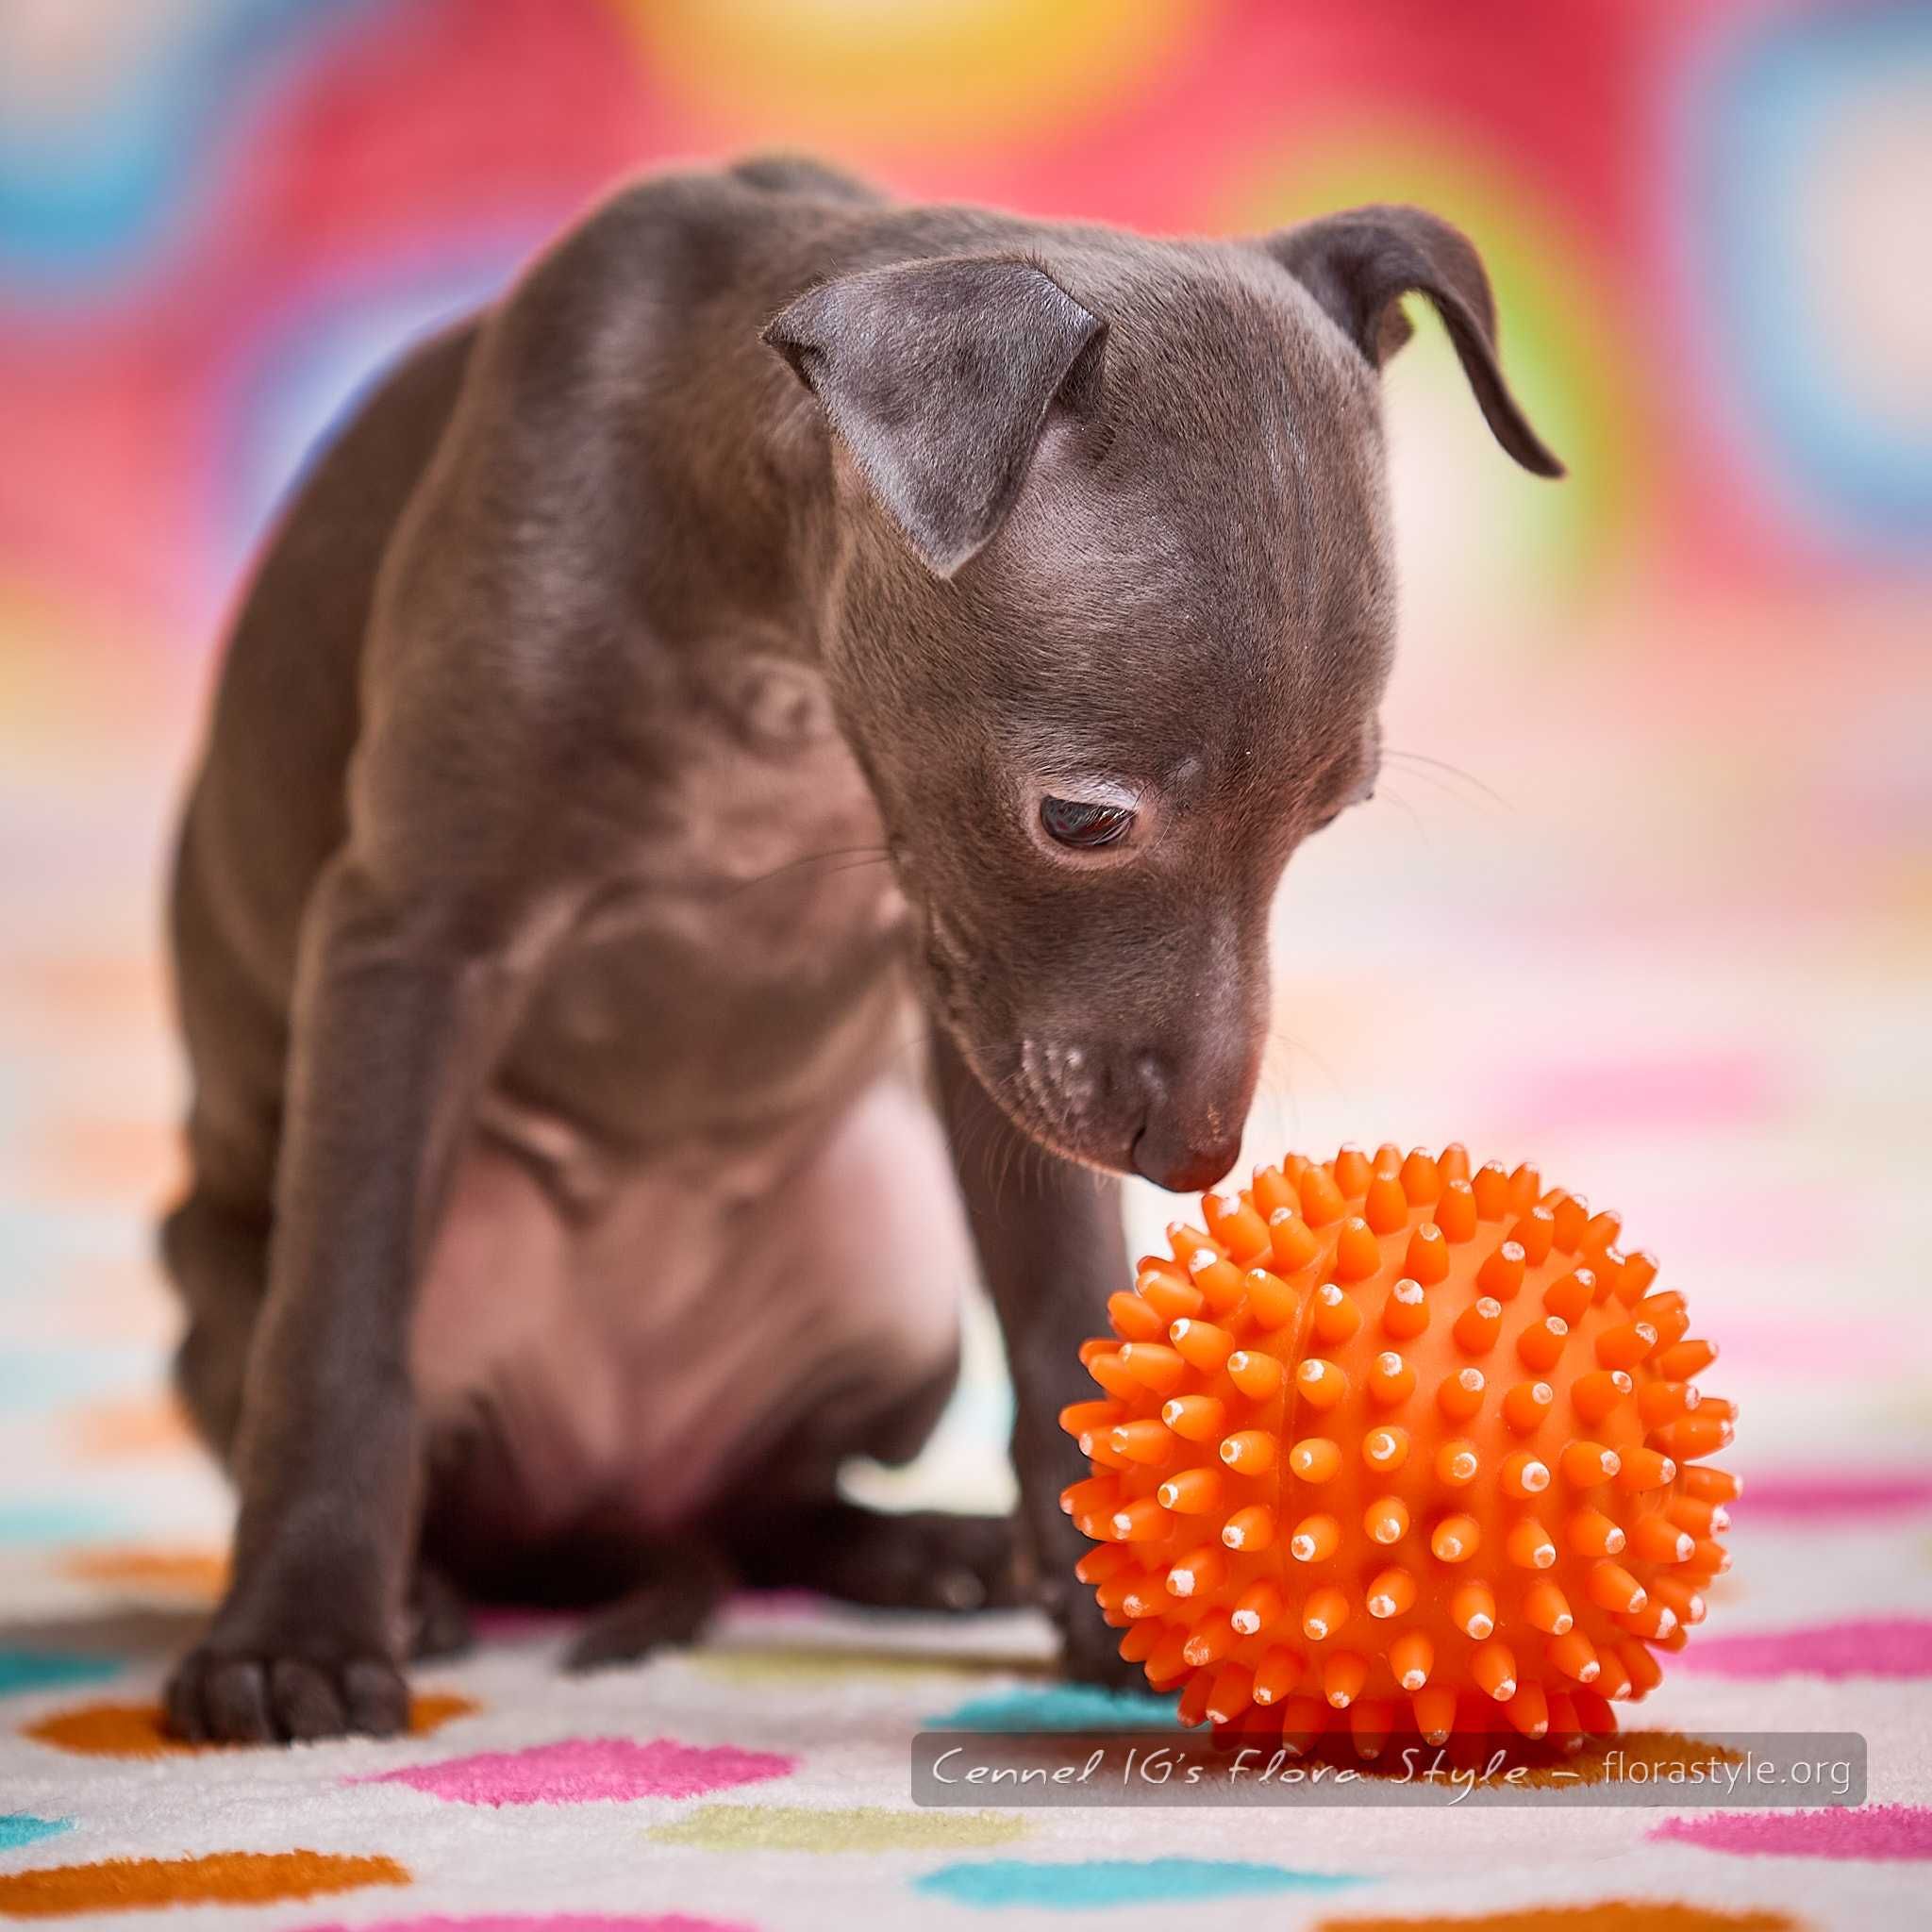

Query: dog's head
[765,206,1559,1191]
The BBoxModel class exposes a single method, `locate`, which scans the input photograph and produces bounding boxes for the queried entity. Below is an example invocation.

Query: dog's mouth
[917,907,1137,1178]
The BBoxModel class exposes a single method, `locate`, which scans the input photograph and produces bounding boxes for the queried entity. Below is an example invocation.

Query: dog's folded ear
[763,256,1106,577]
[1260,205,1563,478]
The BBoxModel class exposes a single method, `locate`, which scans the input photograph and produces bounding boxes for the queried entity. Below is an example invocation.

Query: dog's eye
[1041,796,1134,849]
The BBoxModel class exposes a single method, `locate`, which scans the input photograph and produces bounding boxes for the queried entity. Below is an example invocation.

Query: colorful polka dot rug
[5,820,1931,1932]
[3,0,1931,1924]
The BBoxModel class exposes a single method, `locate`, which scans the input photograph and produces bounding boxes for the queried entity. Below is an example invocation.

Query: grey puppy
[160,156,1558,1742]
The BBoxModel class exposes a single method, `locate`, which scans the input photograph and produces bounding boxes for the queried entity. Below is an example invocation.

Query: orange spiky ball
[1063,1143,1736,1754]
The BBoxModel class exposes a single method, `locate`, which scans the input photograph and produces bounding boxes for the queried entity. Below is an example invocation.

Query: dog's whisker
[1383,747,1510,809]
[721,845,891,898]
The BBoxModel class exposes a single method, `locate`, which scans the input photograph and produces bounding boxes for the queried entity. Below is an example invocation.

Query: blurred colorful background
[2,3,1930,1924]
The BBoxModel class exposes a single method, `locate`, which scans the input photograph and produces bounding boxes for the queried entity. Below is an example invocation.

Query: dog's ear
[1260,205,1563,478]
[763,256,1106,576]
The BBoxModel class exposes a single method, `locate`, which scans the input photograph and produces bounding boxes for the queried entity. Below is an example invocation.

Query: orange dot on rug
[0,1851,408,1919]
[60,1547,228,1601]
[1314,1903,1795,1932]
[23,1693,476,1757]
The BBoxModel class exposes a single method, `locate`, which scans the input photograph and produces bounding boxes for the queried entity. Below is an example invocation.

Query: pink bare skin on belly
[410,1074,974,1541]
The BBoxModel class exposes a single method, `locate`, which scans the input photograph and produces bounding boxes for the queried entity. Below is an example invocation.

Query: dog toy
[1063,1143,1734,1753]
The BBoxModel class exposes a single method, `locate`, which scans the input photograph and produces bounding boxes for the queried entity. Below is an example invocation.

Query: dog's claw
[165,1637,407,1744]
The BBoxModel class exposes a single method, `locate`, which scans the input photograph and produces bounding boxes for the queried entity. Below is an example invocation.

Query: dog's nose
[1129,1053,1241,1193]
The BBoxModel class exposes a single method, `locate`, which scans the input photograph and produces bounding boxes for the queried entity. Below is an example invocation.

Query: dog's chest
[498,655,910,1153]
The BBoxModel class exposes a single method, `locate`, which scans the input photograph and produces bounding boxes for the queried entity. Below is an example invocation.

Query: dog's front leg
[931,1030,1141,1689]
[166,857,542,1743]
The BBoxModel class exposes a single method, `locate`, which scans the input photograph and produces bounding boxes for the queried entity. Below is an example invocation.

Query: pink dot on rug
[1653,1805,1932,1859]
[302,1919,748,1932]
[1677,1617,1932,1680]
[357,1737,794,1807]
[1732,1472,1932,1520]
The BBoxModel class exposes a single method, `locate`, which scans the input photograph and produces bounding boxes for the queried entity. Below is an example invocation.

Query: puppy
[159,156,1558,1741]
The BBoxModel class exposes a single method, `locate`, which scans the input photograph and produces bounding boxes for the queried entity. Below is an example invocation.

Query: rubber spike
[1510,1205,1556,1265]
[1297,1166,1346,1226]
[1505,1680,1550,1740]
[1413,1684,1457,1743]
[1136,1270,1205,1325]
[1567,1508,1627,1557]
[1311,1282,1363,1345]
[1164,1544,1228,1598]
[1451,1580,1497,1639]
[1205,1661,1256,1726]
[1472,1639,1518,1701]
[1506,1517,1557,1570]
[1477,1241,1527,1300]
[1453,1296,1503,1355]
[1331,1145,1374,1195]
[1523,1578,1573,1634]
[1502,1379,1555,1433]
[1560,1440,1621,1486]
[1226,1349,1284,1402]
[1230,1580,1285,1636]
[1075,1542,1133,1587]
[1501,1451,1553,1499]
[1390,1628,1434,1690]
[1516,1316,1569,1373]
[1243,1265,1301,1329]
[1289,1513,1341,1563]
[1367,1565,1418,1618]
[1400,1148,1442,1203]
[1547,1627,1601,1684]
[1382,1276,1429,1339]
[1470,1161,1510,1220]
[1301,1586,1350,1641]
[1333,1217,1381,1282]
[1174,1672,1216,1727]
[1109,1420,1178,1466]
[1161,1393,1226,1443]
[1250,1166,1296,1217]
[1405,1224,1450,1285]
[1117,1341,1187,1392]
[1108,1292,1166,1341]
[1437,1366,1487,1423]
[1349,1697,1394,1760]
[1288,1436,1342,1483]
[1251,1646,1303,1706]
[1219,1429,1278,1476]
[1221,1505,1274,1552]
[1363,1495,1410,1545]
[1157,1467,1224,1515]
[1363,1174,1408,1234]
[1542,1269,1596,1324]
[1573,1368,1634,1424]
[1436,1177,1477,1241]
[1203,1189,1270,1263]
[1322,1651,1368,1709]
[1366,1350,1417,1407]
[1295,1357,1348,1410]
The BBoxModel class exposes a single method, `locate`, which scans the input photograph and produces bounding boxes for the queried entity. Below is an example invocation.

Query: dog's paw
[408,1562,474,1663]
[813,1507,1025,1613]
[562,1574,724,1674]
[1047,1582,1146,1691]
[164,1630,408,1744]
